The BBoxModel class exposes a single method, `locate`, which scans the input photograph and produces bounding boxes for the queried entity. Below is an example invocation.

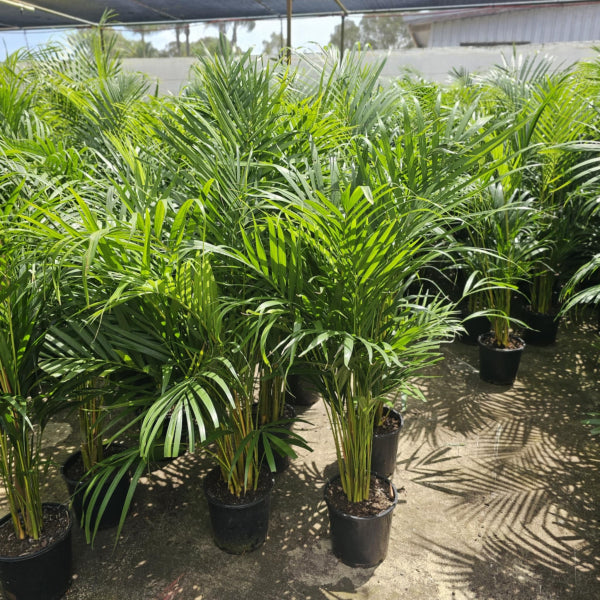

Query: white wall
[122,42,600,94]
[431,5,600,47]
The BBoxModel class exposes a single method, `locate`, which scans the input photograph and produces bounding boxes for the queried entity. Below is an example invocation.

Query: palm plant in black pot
[199,290,310,554]
[41,322,138,534]
[201,338,274,554]
[0,256,72,600]
[466,181,542,385]
[59,380,131,532]
[506,67,594,345]
[278,173,463,567]
[202,340,282,555]
[475,54,597,346]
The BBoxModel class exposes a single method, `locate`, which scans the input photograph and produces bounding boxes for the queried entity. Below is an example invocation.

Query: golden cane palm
[0,254,67,540]
[270,173,463,503]
[477,54,597,317]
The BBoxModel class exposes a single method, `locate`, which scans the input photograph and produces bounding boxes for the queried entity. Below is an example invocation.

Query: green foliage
[273,175,463,501]
[473,53,598,318]
[465,183,542,347]
[2,36,600,531]
[561,254,600,311]
[0,255,65,539]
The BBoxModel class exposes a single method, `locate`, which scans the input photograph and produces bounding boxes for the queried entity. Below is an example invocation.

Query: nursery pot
[253,403,296,474]
[371,408,404,479]
[61,449,131,531]
[203,468,274,555]
[478,333,525,386]
[522,308,560,346]
[286,374,320,406]
[0,503,72,600]
[324,474,398,568]
[458,314,491,345]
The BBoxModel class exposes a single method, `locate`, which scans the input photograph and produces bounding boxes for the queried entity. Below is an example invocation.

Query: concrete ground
[27,317,600,599]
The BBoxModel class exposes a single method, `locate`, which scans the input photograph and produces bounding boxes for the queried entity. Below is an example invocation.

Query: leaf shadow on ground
[396,319,600,599]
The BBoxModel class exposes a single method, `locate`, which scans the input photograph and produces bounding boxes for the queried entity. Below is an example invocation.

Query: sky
[0,15,360,58]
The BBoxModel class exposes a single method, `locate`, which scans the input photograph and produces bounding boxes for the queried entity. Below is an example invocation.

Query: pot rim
[477,332,526,352]
[0,502,72,563]
[324,473,398,521]
[203,467,274,509]
[60,443,129,485]
[374,407,404,440]
[524,305,561,319]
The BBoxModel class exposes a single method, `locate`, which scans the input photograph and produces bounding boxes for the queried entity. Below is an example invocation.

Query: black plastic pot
[371,408,404,479]
[286,374,320,406]
[478,333,525,386]
[522,308,560,346]
[267,403,297,474]
[324,474,398,568]
[0,503,72,600]
[458,314,491,345]
[203,468,274,554]
[61,449,131,531]
[253,403,297,474]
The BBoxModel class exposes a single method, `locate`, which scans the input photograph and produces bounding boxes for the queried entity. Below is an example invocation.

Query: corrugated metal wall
[430,5,600,46]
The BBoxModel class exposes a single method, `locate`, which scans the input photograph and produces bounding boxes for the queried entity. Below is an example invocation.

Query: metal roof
[1,0,598,31]
[403,0,597,23]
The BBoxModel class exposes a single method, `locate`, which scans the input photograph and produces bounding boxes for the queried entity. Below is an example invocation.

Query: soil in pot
[203,467,274,555]
[372,408,404,479]
[522,307,560,346]
[0,503,72,600]
[478,332,526,386]
[61,445,131,531]
[324,474,398,568]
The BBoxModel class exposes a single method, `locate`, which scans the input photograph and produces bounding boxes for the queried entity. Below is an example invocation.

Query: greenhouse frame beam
[0,0,96,27]
[0,0,597,31]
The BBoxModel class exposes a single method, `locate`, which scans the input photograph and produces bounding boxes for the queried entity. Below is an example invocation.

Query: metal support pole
[286,0,292,64]
[340,14,345,61]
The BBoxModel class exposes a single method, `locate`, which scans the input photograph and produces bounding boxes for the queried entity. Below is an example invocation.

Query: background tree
[125,24,171,57]
[174,23,191,57]
[125,39,159,58]
[361,15,412,49]
[262,31,284,57]
[159,36,221,57]
[329,14,412,51]
[206,19,256,51]
[329,20,360,52]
